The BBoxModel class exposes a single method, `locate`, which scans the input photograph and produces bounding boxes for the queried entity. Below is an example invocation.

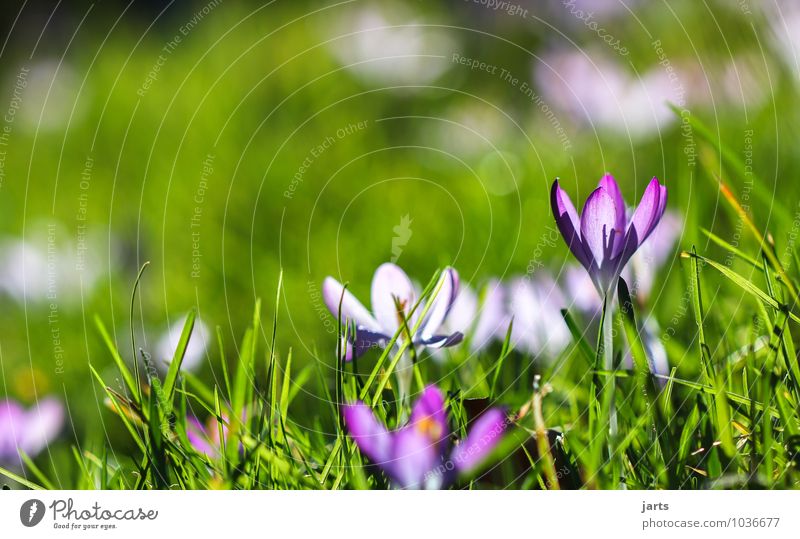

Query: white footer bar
[1,490,797,538]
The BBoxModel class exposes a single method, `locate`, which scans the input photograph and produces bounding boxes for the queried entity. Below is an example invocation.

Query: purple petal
[598,174,626,254]
[419,267,459,341]
[450,407,508,474]
[629,210,682,300]
[350,327,390,357]
[442,285,478,334]
[322,277,381,332]
[20,398,64,457]
[370,263,416,337]
[343,402,392,464]
[580,186,621,266]
[642,210,681,268]
[507,278,539,353]
[0,400,25,461]
[186,416,215,457]
[418,332,463,348]
[623,177,667,261]
[410,385,449,443]
[471,280,506,352]
[388,426,440,489]
[551,180,592,269]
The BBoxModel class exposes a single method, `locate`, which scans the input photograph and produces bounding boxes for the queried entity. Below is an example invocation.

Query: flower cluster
[321,173,672,488]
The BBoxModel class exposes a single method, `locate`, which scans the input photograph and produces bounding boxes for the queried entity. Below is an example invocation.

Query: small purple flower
[551,174,668,294]
[0,397,64,465]
[323,263,463,361]
[343,385,507,489]
[186,415,225,457]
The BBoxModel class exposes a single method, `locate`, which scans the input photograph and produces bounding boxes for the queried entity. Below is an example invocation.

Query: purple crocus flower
[343,385,507,489]
[0,397,64,465]
[323,263,463,360]
[563,211,682,314]
[186,415,226,457]
[551,174,667,295]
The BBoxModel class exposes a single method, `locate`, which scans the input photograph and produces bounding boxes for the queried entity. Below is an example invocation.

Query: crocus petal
[418,332,463,348]
[186,416,215,457]
[450,407,507,474]
[20,398,64,457]
[623,177,667,262]
[419,267,459,341]
[579,186,620,267]
[471,280,506,352]
[642,210,681,269]
[343,402,392,464]
[442,285,478,334]
[388,427,440,489]
[371,263,416,337]
[598,174,626,255]
[350,328,390,356]
[0,400,25,461]
[551,180,592,269]
[410,385,449,444]
[323,277,381,332]
[629,210,681,300]
[507,278,540,353]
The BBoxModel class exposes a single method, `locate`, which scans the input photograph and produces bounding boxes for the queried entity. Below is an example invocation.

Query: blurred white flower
[507,275,571,359]
[762,3,800,77]
[327,4,455,86]
[16,60,85,132]
[535,50,678,138]
[0,226,109,305]
[438,279,507,355]
[155,315,211,372]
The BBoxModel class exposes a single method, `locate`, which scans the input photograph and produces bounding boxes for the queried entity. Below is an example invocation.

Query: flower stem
[396,350,413,421]
[602,289,621,488]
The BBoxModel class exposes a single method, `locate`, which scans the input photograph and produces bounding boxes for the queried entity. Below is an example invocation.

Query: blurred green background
[1,0,798,476]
